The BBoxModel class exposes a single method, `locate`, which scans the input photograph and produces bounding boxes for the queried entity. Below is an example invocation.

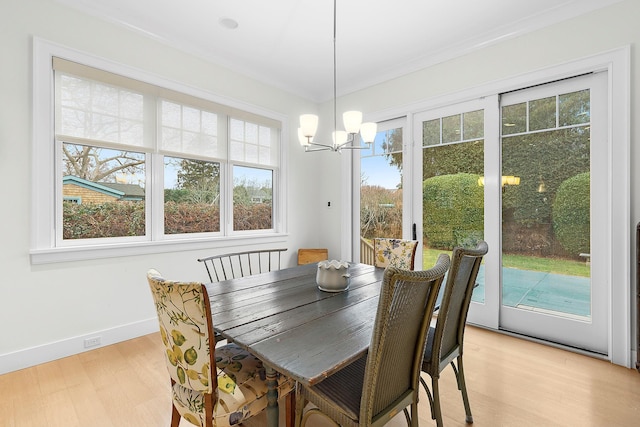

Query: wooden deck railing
[360,237,374,266]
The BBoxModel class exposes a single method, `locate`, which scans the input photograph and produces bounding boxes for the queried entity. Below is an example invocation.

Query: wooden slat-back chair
[297,248,329,265]
[197,248,287,343]
[197,248,287,283]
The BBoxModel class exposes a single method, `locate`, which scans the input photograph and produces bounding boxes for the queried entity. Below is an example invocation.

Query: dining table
[205,262,384,427]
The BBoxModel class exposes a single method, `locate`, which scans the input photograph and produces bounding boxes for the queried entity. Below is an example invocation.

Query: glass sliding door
[499,73,608,354]
[352,62,620,359]
[413,99,489,313]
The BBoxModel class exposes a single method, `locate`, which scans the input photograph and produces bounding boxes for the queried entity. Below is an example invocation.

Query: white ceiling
[54,0,622,102]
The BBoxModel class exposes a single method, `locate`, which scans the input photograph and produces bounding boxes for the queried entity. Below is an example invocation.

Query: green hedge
[552,172,590,255]
[423,173,484,249]
[63,201,271,239]
[63,202,145,239]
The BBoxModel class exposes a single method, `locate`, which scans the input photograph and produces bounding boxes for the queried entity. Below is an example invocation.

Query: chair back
[297,248,329,265]
[430,241,488,372]
[360,254,450,422]
[147,269,216,395]
[197,248,287,282]
[373,238,418,270]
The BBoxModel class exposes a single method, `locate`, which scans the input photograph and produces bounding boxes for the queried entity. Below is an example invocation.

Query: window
[359,120,404,241]
[32,41,286,263]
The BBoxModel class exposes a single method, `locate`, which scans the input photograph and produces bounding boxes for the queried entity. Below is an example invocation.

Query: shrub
[423,173,484,249]
[164,201,219,234]
[63,201,272,239]
[359,186,403,239]
[63,201,145,239]
[552,172,590,255]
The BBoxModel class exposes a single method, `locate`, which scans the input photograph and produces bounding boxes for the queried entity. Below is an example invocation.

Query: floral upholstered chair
[146,269,294,427]
[373,238,419,270]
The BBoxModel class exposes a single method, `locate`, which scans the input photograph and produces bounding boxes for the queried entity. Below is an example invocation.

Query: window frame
[31,38,288,264]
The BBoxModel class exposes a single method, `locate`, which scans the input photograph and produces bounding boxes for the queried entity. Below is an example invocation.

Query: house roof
[63,175,145,200]
[99,182,146,199]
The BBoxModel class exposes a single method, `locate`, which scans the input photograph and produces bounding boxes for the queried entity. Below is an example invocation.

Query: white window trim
[31,38,289,264]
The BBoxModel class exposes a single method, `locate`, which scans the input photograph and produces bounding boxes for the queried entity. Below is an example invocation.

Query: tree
[174,159,220,204]
[176,159,219,189]
[63,143,144,182]
[233,175,272,206]
[423,141,484,179]
[360,185,403,239]
[502,127,589,226]
[381,128,404,173]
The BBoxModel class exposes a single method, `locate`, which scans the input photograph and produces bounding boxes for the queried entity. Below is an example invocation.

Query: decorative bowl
[316,260,350,292]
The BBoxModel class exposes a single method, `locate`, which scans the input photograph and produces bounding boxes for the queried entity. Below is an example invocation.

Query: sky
[361,155,401,189]
[360,131,402,190]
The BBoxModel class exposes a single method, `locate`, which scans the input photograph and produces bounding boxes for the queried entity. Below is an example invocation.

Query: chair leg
[454,356,473,424]
[420,375,435,420]
[432,377,443,427]
[286,391,296,427]
[170,404,180,427]
[411,401,419,427]
[294,384,306,427]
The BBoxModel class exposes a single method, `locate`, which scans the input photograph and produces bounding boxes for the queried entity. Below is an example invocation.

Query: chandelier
[298,0,377,152]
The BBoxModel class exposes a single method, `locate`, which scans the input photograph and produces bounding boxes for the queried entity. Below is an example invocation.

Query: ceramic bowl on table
[316,260,350,292]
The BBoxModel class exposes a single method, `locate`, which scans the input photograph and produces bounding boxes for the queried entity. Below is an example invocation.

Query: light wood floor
[2,326,639,426]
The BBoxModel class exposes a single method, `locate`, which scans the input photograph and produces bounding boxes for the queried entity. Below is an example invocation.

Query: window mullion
[148,93,161,240]
[218,113,230,236]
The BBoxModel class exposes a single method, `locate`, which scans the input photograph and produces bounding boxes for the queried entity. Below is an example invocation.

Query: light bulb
[343,111,363,134]
[360,122,377,143]
[300,114,318,138]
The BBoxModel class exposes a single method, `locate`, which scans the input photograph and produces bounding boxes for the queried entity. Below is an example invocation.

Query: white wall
[1,0,638,373]
[0,0,329,373]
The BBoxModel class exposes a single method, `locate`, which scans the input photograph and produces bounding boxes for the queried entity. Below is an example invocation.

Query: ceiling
[54,0,622,102]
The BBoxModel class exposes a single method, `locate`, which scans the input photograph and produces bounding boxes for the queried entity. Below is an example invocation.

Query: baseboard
[0,318,158,375]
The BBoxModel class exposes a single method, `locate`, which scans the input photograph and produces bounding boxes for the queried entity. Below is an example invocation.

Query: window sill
[30,233,289,265]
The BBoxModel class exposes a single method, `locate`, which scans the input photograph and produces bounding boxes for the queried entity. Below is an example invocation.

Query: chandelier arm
[338,145,369,150]
[305,143,335,152]
[335,134,372,151]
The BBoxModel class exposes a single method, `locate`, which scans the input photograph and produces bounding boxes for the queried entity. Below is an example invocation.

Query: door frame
[345,46,630,366]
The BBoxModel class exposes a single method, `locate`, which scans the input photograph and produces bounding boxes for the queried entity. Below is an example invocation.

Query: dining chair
[197,248,287,344]
[373,238,419,270]
[297,248,329,265]
[197,248,287,282]
[294,254,451,427]
[420,240,488,426]
[146,269,295,427]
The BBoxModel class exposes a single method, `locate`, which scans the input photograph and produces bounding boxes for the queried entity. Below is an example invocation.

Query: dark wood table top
[206,262,384,386]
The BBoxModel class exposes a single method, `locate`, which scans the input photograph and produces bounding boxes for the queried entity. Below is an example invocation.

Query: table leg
[265,365,279,427]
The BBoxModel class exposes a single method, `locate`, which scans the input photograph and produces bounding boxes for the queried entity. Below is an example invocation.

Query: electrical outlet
[84,336,101,348]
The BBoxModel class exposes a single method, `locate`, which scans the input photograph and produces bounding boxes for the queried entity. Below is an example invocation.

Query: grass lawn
[423,247,590,277]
